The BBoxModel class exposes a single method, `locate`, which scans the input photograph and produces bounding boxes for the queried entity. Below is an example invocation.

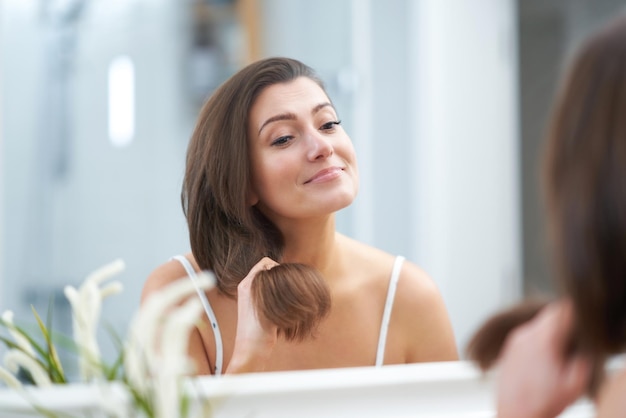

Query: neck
[278,216,342,278]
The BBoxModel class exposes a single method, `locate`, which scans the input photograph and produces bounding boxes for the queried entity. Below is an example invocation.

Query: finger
[527,300,574,345]
[238,257,280,293]
[561,354,592,403]
[501,302,570,362]
[549,300,575,340]
[249,257,279,276]
[258,256,279,270]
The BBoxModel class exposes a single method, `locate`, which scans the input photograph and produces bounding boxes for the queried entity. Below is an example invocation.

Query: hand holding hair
[466,298,603,398]
[227,257,331,373]
[251,263,331,342]
[466,297,550,370]
[474,301,591,418]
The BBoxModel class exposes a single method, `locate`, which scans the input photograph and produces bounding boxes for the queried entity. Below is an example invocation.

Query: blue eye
[321,120,342,131]
[271,135,293,146]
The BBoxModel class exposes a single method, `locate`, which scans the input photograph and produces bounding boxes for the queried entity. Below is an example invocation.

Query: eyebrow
[257,102,334,135]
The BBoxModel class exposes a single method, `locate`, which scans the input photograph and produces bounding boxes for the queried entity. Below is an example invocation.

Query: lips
[304,166,344,184]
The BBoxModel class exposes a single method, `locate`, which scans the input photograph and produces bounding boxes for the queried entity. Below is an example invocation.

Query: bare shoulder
[339,234,442,301]
[391,259,458,362]
[141,253,196,304]
[394,259,441,305]
[340,235,433,289]
[339,234,458,361]
[597,367,626,418]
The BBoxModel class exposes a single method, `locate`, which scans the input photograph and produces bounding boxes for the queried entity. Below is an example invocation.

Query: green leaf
[101,322,125,381]
[104,348,125,381]
[180,393,191,418]
[0,318,49,362]
[31,305,66,384]
[47,330,79,354]
[125,382,155,418]
[0,335,24,352]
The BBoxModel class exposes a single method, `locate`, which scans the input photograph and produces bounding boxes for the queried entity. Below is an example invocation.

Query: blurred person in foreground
[467,14,626,418]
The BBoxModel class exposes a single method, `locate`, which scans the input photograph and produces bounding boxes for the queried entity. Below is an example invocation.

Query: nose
[306,131,333,161]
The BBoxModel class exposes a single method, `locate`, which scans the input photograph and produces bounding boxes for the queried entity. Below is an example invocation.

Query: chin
[326,191,357,212]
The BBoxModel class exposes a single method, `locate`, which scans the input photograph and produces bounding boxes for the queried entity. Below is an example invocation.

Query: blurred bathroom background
[1,0,624,372]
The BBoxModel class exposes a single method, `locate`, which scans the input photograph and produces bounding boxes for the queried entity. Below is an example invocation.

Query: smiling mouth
[304,167,344,184]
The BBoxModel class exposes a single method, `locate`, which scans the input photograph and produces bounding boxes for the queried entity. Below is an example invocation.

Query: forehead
[250,77,332,122]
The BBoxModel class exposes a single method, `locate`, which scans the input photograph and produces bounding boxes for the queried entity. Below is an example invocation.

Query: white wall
[1,0,191,363]
[1,1,45,317]
[410,0,521,350]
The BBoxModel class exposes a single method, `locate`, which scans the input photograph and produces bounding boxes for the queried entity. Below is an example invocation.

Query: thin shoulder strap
[171,255,224,376]
[375,255,405,367]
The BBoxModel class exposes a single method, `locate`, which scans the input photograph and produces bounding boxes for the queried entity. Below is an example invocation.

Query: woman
[467,15,626,417]
[142,57,458,375]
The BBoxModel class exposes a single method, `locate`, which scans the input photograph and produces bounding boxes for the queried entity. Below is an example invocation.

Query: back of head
[544,14,626,357]
[182,57,326,296]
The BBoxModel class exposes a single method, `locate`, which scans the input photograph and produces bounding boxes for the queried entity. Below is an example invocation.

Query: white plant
[0,308,62,391]
[124,272,215,418]
[3,350,52,387]
[1,311,36,358]
[64,258,125,382]
[0,365,22,390]
[0,259,216,418]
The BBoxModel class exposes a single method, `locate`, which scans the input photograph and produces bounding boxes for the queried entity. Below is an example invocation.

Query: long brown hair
[467,15,626,391]
[182,57,326,297]
[252,264,331,341]
[544,16,626,358]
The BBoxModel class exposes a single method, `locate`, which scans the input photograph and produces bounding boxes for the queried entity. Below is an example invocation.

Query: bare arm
[141,259,213,375]
[142,256,287,375]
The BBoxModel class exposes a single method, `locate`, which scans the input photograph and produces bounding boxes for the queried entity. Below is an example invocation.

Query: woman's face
[247,76,359,225]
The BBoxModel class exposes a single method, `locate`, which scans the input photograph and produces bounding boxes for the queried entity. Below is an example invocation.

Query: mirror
[1,0,622,370]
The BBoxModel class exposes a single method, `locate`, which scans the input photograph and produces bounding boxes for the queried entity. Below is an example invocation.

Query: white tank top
[172,255,405,376]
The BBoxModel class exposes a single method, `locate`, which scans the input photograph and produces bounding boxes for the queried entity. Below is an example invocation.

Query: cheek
[339,141,358,170]
[250,157,293,201]
[341,142,360,191]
